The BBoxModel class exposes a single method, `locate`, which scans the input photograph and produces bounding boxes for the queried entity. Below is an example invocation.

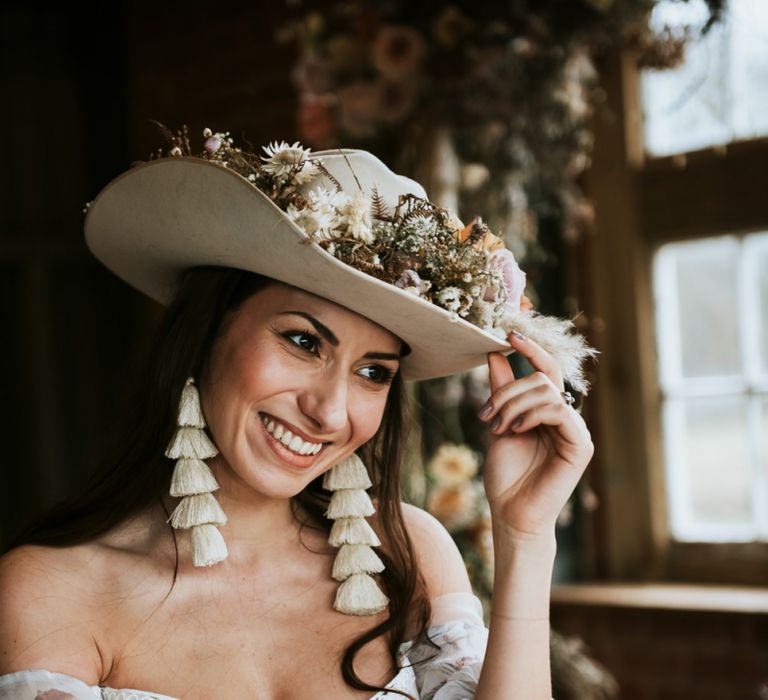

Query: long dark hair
[3,267,431,699]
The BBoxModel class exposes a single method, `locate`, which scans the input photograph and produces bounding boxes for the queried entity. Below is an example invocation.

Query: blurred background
[2,0,767,698]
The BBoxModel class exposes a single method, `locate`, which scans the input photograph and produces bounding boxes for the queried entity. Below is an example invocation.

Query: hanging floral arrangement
[281,0,725,248]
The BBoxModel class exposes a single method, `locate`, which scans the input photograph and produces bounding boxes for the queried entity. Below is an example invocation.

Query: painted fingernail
[491,416,501,431]
[511,415,524,429]
[479,401,493,418]
[511,330,527,341]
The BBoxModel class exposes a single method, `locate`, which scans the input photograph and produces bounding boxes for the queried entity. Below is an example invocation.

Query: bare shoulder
[0,543,105,679]
[400,502,472,599]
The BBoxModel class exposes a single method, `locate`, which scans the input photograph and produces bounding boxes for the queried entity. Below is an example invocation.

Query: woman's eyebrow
[278,311,402,360]
[279,311,339,346]
[363,352,401,362]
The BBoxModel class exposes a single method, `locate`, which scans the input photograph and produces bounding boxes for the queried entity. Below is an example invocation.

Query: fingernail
[511,415,524,429]
[511,330,526,341]
[479,401,493,418]
[490,416,501,431]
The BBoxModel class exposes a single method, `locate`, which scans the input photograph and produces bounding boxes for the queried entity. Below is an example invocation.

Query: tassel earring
[165,377,228,567]
[324,453,388,616]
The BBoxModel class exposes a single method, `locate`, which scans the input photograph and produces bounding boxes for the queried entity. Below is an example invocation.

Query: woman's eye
[358,365,394,385]
[284,331,320,354]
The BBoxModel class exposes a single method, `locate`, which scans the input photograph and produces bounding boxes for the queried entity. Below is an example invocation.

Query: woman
[0,132,595,699]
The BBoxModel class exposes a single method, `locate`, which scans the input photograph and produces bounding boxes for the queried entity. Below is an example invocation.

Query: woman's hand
[478,331,594,544]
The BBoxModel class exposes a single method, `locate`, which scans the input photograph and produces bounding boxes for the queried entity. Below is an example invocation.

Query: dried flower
[377,78,417,124]
[298,95,336,149]
[288,189,348,240]
[342,190,374,243]
[395,269,423,296]
[437,286,463,314]
[426,482,478,533]
[261,141,312,179]
[372,25,424,79]
[337,82,380,138]
[486,249,526,314]
[460,163,491,192]
[433,6,474,47]
[428,443,479,487]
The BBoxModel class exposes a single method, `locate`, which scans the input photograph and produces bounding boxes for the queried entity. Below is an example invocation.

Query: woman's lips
[259,414,325,469]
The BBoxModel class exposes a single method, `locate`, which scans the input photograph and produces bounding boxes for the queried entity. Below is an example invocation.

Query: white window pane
[668,397,754,537]
[753,243,768,374]
[760,398,768,536]
[642,0,768,157]
[655,237,742,381]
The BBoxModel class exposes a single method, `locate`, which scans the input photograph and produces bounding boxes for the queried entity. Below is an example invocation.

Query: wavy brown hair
[3,267,432,699]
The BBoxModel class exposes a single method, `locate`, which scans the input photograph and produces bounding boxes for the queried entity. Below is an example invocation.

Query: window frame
[581,48,768,586]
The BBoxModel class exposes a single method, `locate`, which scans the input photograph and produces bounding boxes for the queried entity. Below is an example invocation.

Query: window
[653,233,768,543]
[582,1,768,584]
[642,0,768,157]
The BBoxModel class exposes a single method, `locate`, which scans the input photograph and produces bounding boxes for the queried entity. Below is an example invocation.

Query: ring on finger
[561,391,576,406]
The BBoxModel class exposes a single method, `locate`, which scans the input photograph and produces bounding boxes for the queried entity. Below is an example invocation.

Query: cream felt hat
[84,133,595,386]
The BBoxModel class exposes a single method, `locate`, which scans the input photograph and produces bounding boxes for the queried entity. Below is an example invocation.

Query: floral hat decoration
[85,126,596,388]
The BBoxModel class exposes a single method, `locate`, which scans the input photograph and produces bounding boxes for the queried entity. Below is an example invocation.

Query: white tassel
[333,573,389,616]
[170,493,227,528]
[332,544,384,582]
[326,489,375,519]
[322,454,372,490]
[191,524,228,567]
[325,454,387,616]
[329,517,381,547]
[170,458,219,497]
[165,427,219,460]
[178,378,207,428]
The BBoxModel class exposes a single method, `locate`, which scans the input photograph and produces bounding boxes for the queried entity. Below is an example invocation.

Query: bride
[0,133,594,699]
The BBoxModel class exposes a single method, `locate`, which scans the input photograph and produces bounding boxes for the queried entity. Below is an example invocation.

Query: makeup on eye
[280,328,322,355]
[358,365,395,385]
[276,327,397,384]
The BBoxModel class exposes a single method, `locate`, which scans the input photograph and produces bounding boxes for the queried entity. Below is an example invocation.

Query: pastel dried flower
[426,482,478,533]
[428,443,479,487]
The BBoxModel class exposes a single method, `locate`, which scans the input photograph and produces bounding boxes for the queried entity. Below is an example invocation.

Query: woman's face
[201,282,402,499]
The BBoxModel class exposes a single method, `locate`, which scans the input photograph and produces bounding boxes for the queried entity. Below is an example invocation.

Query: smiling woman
[202,285,402,492]
[0,133,594,700]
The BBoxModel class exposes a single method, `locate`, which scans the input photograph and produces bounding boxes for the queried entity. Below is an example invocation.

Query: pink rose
[485,249,526,313]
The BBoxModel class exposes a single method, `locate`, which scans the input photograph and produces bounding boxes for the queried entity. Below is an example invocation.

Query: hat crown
[305,149,427,212]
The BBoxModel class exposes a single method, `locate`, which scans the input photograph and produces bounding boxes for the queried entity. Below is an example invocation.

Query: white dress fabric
[0,592,488,700]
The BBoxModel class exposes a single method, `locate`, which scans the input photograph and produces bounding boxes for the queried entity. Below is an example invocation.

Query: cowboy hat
[84,135,594,385]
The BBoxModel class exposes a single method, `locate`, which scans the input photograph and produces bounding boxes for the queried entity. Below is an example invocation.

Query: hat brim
[84,158,511,381]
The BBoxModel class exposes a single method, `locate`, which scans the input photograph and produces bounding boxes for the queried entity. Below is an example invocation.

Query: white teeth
[289,436,303,452]
[261,415,324,456]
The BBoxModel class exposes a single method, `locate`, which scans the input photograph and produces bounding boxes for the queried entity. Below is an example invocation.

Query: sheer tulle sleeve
[404,592,489,700]
[0,669,100,699]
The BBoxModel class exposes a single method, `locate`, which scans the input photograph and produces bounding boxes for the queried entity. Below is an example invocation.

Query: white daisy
[261,141,311,180]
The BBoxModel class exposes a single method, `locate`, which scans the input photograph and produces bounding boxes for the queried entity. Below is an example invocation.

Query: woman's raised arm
[475,330,594,699]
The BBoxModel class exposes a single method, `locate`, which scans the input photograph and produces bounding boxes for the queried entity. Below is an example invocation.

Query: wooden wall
[0,1,298,540]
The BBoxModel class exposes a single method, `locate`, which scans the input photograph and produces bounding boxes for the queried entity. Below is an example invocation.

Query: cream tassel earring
[324,453,388,616]
[165,377,228,567]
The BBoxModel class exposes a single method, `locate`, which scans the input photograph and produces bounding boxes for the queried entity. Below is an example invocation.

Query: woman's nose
[298,372,349,434]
